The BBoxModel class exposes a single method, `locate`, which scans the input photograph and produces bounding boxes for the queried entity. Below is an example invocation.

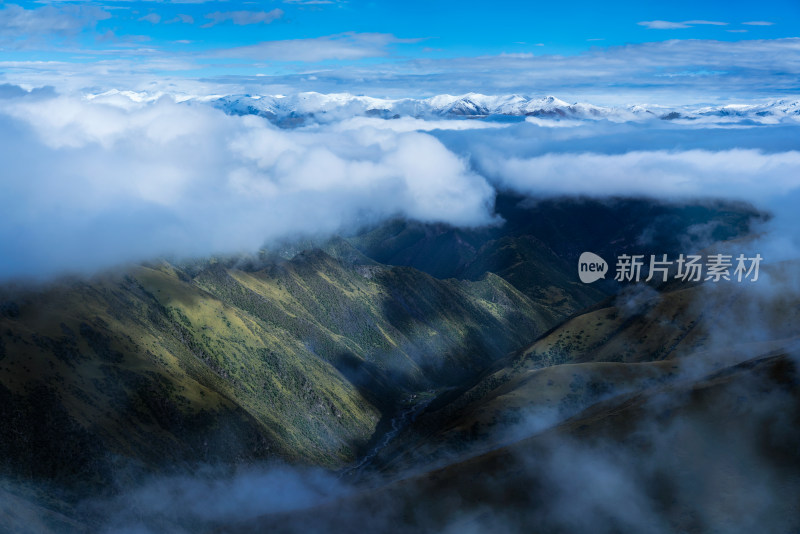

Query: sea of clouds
[2,85,800,279]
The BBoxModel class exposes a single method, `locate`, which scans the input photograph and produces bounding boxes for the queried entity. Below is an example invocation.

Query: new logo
[578,252,608,283]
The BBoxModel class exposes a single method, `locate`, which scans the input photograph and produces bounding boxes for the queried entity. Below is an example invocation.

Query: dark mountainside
[1,195,793,534]
[225,257,800,534]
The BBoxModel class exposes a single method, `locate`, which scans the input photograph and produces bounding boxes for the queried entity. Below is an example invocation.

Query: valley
[0,196,795,534]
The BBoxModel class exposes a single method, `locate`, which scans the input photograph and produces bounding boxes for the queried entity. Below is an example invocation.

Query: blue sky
[0,0,798,100]
[2,0,797,55]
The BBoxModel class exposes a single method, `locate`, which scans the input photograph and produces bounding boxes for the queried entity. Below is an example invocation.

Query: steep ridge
[0,245,548,496]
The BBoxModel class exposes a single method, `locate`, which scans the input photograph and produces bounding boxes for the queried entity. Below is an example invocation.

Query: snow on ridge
[80,89,800,125]
[213,91,630,121]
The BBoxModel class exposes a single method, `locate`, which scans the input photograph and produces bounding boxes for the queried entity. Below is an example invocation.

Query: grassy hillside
[0,245,555,497]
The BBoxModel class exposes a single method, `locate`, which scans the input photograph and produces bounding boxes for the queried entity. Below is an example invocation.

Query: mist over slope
[243,351,799,534]
[1,85,799,280]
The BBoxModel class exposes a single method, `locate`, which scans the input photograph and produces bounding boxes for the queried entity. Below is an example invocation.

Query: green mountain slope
[0,245,554,496]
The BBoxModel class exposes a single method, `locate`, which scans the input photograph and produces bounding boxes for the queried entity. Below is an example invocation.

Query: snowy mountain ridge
[85,89,800,126]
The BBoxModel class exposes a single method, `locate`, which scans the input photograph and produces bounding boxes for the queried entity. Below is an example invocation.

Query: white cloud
[743,21,774,26]
[212,32,422,62]
[138,13,161,25]
[638,21,691,30]
[0,3,110,45]
[0,34,797,104]
[166,14,195,24]
[638,20,727,30]
[683,20,728,26]
[0,91,496,279]
[315,37,800,104]
[333,116,511,133]
[479,149,800,201]
[202,9,284,28]
[2,85,800,280]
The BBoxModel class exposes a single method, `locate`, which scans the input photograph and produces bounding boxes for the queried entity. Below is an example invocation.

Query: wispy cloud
[1,37,798,104]
[212,32,422,62]
[638,20,692,30]
[743,21,775,26]
[138,13,161,25]
[216,37,799,103]
[166,14,195,25]
[683,20,728,26]
[638,20,727,30]
[201,9,284,28]
[480,148,800,201]
[0,3,110,46]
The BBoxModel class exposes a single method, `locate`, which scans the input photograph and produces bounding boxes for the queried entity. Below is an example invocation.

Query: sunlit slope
[520,262,800,367]
[0,247,552,489]
[191,249,549,390]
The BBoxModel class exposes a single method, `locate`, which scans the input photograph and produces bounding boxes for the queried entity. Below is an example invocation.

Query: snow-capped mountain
[211,92,632,123]
[211,92,800,125]
[85,89,800,127]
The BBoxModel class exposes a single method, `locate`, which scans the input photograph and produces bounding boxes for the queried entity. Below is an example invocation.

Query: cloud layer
[1,36,798,104]
[212,32,421,62]
[0,89,495,279]
[0,3,110,47]
[480,148,800,200]
[195,38,800,104]
[1,85,800,280]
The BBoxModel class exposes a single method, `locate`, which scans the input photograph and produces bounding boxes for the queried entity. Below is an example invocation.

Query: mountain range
[1,196,797,534]
[86,89,800,126]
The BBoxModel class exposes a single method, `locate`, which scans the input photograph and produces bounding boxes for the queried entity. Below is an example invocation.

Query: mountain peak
[87,89,800,126]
